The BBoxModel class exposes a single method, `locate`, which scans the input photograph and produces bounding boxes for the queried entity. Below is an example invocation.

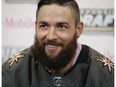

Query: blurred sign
[81,9,114,27]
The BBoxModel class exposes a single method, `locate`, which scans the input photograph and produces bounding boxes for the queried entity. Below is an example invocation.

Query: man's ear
[75,22,84,38]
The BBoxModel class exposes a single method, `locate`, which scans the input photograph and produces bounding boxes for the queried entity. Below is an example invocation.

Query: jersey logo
[53,76,62,87]
[96,55,114,74]
[7,52,25,67]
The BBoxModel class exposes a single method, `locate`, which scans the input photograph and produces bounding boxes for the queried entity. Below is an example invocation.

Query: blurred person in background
[2,0,114,87]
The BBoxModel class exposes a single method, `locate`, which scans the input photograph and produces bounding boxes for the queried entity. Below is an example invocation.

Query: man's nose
[46,27,58,40]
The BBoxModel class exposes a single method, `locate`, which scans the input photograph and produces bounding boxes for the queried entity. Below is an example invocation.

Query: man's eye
[39,25,48,29]
[40,25,46,28]
[57,25,67,29]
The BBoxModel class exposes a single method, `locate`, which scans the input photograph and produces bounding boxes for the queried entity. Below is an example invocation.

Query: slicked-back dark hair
[36,0,80,25]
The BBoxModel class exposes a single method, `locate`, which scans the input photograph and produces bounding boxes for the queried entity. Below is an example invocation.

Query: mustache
[44,40,63,46]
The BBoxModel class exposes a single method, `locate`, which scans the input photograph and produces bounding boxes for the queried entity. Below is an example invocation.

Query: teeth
[47,45,56,48]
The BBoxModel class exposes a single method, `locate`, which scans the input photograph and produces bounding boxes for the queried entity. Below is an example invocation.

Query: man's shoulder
[82,45,114,87]
[2,46,40,87]
[90,49,114,75]
[84,45,114,73]
[2,46,34,71]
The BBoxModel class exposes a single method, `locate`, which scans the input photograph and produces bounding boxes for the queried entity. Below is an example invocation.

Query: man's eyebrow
[57,22,69,25]
[38,21,49,25]
[38,21,69,26]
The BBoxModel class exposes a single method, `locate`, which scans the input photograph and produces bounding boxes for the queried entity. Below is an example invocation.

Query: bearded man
[2,0,114,87]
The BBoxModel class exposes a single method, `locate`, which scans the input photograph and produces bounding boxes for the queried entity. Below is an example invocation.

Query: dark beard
[33,34,77,70]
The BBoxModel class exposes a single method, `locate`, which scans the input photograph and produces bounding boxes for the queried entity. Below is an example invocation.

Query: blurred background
[2,0,114,63]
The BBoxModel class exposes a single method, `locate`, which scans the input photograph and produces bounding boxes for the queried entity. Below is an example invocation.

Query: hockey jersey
[2,45,114,87]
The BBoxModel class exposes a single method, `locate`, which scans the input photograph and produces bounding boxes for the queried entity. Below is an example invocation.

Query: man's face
[35,4,78,58]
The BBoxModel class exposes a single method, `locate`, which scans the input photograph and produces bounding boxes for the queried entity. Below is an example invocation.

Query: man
[2,0,114,87]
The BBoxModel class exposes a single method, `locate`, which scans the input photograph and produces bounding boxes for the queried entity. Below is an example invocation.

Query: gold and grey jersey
[2,45,114,87]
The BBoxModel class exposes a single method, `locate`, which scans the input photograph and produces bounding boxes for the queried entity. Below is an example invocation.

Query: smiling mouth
[46,44,59,49]
[44,40,63,53]
[47,44,57,48]
[45,44,62,52]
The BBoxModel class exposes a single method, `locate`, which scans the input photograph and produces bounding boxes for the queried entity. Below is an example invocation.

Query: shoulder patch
[7,52,25,67]
[96,55,114,74]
